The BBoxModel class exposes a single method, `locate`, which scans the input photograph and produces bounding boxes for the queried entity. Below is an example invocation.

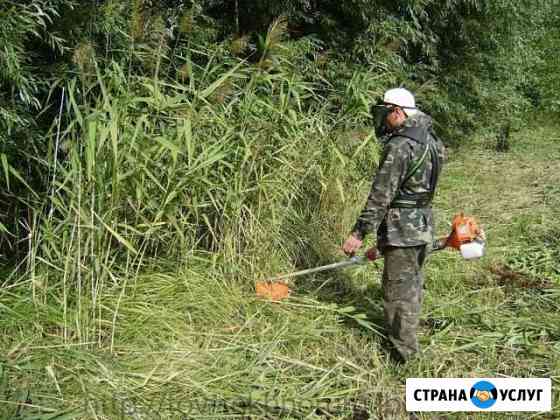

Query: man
[342,88,445,362]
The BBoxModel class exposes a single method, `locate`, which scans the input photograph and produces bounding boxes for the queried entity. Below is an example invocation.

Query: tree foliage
[0,0,558,264]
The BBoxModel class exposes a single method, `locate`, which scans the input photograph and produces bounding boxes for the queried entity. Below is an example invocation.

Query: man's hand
[342,233,363,256]
[365,247,378,261]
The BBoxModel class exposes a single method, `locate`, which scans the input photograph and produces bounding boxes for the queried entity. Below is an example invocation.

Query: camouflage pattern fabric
[382,244,428,361]
[351,111,446,247]
[350,111,445,361]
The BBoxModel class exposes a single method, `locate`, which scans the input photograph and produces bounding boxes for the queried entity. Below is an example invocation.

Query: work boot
[389,347,406,365]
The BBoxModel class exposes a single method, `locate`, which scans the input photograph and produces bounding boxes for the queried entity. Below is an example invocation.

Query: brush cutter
[256,213,485,300]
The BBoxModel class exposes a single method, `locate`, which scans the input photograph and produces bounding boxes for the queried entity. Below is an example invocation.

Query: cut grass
[1,125,559,419]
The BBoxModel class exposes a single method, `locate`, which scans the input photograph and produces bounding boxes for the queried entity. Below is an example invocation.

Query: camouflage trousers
[382,244,429,361]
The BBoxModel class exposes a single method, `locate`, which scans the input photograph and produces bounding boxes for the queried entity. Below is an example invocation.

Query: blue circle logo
[470,381,498,409]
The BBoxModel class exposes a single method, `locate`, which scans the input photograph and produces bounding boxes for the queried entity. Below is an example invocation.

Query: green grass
[1,126,559,419]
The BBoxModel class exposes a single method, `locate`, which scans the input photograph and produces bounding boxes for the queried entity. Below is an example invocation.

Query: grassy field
[1,125,559,419]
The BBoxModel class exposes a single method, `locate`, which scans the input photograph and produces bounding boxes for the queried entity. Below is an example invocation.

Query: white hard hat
[383,88,417,116]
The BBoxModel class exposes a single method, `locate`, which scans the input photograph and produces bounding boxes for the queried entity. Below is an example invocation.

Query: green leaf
[199,61,245,100]
[95,213,138,255]
[155,136,182,163]
[1,153,10,190]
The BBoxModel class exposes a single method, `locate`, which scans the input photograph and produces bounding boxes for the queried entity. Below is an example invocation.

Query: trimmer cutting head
[255,280,291,301]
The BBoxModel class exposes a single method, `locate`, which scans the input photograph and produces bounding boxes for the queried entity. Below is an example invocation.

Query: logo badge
[470,381,498,409]
[406,378,551,412]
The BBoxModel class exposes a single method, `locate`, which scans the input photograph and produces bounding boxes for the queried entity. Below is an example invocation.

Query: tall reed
[29,51,380,341]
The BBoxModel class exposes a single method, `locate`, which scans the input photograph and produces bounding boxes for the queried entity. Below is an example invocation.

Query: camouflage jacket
[352,112,446,248]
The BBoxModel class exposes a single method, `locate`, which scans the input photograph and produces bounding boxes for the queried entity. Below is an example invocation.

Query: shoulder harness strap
[389,126,442,208]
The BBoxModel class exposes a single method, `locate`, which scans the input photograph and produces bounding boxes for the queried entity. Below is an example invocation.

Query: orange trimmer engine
[446,213,482,250]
